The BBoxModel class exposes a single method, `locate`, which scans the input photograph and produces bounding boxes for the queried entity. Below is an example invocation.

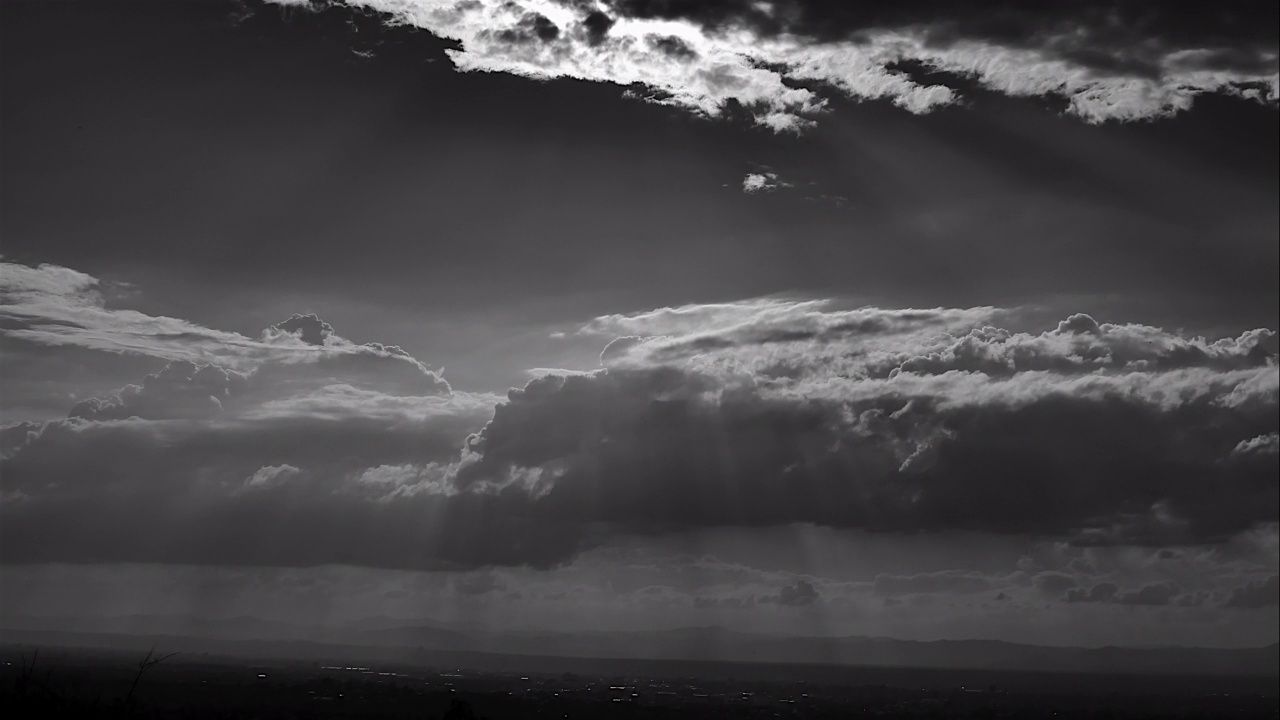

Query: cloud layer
[267,0,1279,130]
[452,302,1277,554]
[3,264,1277,572]
[1,261,502,568]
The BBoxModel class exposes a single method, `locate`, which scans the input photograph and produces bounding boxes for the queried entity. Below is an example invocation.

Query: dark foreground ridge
[2,643,1277,719]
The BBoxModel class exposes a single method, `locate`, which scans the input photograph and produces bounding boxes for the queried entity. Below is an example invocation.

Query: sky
[0,0,1277,650]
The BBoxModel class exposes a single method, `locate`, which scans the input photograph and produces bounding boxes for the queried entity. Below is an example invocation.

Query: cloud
[1223,575,1280,608]
[265,313,335,346]
[1064,582,1119,604]
[265,0,1278,130]
[766,578,819,606]
[1,261,263,365]
[0,263,454,394]
[68,361,245,421]
[4,278,1278,570]
[875,571,993,596]
[244,464,302,489]
[741,171,790,194]
[1062,581,1181,606]
[448,301,1277,558]
[1,265,509,569]
[582,298,1000,355]
[1031,571,1078,596]
[1234,433,1280,457]
[1113,581,1180,606]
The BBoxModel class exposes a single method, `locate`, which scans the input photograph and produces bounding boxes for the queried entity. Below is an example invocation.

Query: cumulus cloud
[4,279,1278,571]
[244,464,302,489]
[264,313,335,346]
[69,361,245,421]
[448,300,1277,558]
[741,171,790,193]
[1234,432,1280,457]
[265,0,1278,130]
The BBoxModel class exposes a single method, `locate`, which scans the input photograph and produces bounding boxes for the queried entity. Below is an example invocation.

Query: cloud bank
[3,264,1277,571]
[266,0,1279,130]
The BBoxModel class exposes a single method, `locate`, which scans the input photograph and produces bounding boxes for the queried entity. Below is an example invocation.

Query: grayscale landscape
[2,0,1277,717]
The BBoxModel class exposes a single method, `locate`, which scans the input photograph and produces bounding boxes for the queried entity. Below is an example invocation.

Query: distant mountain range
[2,613,1275,678]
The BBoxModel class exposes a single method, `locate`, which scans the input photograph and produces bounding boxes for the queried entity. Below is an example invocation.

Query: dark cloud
[1064,582,1118,604]
[875,571,992,596]
[1059,576,1177,604]
[767,579,819,606]
[1068,578,1256,608]
[1223,575,1280,608]
[497,12,561,43]
[1032,572,1078,596]
[1176,590,1213,608]
[1114,582,1180,607]
[582,10,615,46]
[2,421,45,460]
[694,594,756,610]
[528,13,561,42]
[0,417,570,570]
[647,34,697,60]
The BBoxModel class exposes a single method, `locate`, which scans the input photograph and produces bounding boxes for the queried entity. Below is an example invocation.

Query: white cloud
[264,0,1279,130]
[244,463,302,489]
[1234,433,1280,457]
[1,261,264,365]
[741,171,790,193]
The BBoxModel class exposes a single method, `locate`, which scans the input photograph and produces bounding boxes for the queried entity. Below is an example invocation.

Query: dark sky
[1,0,1277,647]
